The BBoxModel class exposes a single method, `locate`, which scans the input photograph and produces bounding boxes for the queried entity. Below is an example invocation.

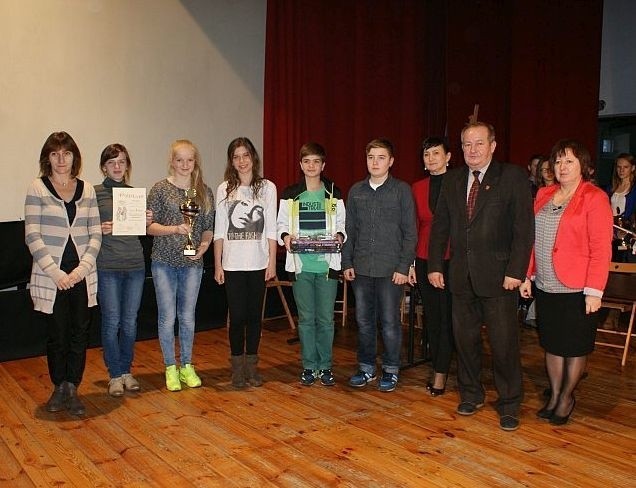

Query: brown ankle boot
[245,354,263,387]
[230,355,246,389]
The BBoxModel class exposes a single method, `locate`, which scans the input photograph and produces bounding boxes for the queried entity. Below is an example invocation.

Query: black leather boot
[45,383,67,412]
[64,382,86,416]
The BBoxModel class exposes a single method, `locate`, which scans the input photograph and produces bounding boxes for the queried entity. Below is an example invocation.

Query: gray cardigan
[25,178,102,313]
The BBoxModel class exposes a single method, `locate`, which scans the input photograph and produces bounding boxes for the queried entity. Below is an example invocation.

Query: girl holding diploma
[95,143,152,397]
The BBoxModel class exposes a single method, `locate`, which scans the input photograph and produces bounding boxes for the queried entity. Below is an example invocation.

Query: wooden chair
[334,274,348,327]
[597,262,636,367]
[261,277,296,330]
[400,284,423,328]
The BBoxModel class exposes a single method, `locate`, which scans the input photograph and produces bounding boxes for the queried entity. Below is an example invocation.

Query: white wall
[599,0,636,116]
[1,0,265,222]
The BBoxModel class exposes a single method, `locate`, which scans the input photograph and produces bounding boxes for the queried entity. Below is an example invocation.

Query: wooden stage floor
[0,321,634,487]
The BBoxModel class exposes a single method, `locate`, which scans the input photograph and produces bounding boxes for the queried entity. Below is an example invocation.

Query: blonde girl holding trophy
[147,140,214,391]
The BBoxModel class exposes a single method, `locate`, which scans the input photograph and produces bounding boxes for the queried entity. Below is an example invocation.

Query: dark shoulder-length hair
[38,131,82,177]
[223,137,264,201]
[548,139,592,181]
[100,143,132,184]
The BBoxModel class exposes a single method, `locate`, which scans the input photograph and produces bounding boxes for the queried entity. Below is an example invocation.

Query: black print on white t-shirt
[227,200,264,240]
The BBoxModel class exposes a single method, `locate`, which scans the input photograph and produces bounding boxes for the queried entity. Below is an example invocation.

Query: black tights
[225,269,266,356]
[544,352,587,417]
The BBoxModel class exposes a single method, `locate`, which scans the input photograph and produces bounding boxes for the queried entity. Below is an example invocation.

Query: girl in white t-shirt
[213,137,277,388]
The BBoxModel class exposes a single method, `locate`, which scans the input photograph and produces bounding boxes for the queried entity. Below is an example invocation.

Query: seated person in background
[606,153,636,262]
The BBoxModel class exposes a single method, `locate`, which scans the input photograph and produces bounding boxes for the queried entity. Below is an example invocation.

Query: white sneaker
[122,373,140,391]
[108,376,124,397]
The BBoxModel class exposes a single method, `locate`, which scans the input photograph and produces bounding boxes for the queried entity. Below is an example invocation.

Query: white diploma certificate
[112,187,147,236]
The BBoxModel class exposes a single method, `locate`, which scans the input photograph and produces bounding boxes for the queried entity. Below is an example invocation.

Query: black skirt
[535,288,599,357]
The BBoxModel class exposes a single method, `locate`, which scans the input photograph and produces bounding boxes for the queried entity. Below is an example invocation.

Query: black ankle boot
[64,382,86,416]
[45,383,67,412]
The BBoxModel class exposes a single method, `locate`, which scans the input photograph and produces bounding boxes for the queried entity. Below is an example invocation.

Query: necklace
[51,176,71,187]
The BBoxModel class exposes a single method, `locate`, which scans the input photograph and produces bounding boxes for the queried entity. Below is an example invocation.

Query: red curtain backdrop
[264,0,447,195]
[507,0,603,164]
[264,0,602,193]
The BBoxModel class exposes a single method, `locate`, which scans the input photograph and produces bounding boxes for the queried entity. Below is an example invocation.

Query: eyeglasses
[232,154,251,162]
[105,159,127,167]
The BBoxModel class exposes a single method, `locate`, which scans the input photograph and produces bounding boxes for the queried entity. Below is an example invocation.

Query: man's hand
[343,268,355,281]
[428,272,445,289]
[503,276,522,290]
[392,272,408,285]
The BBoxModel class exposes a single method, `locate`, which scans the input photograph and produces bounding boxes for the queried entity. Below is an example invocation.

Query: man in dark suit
[428,122,534,431]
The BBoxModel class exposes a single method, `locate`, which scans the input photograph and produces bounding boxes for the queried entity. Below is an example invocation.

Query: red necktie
[467,170,480,220]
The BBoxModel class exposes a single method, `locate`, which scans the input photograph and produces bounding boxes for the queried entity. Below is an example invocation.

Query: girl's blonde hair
[168,139,212,213]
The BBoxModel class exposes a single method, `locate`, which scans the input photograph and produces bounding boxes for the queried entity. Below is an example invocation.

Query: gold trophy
[180,189,200,256]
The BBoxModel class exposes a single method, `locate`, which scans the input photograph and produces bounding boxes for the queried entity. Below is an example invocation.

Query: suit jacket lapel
[457,168,469,220]
[471,160,501,221]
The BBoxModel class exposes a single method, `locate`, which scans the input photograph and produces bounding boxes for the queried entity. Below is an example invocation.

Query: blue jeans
[98,268,146,378]
[351,275,402,375]
[151,261,203,366]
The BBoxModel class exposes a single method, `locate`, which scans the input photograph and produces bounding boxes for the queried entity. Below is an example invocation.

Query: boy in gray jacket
[341,138,417,392]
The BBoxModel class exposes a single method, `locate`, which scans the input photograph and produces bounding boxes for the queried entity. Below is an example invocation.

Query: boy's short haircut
[300,142,326,162]
[366,138,394,158]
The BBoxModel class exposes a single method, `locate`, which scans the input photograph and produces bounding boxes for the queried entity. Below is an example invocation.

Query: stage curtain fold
[264,0,447,195]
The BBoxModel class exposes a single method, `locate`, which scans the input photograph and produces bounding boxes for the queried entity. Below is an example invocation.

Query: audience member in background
[409,137,453,396]
[428,122,534,432]
[95,144,153,397]
[342,138,417,393]
[277,142,346,387]
[520,139,612,426]
[535,157,556,191]
[214,137,277,388]
[522,157,556,326]
[147,140,214,391]
[25,131,102,416]
[528,154,543,197]
[607,153,636,262]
